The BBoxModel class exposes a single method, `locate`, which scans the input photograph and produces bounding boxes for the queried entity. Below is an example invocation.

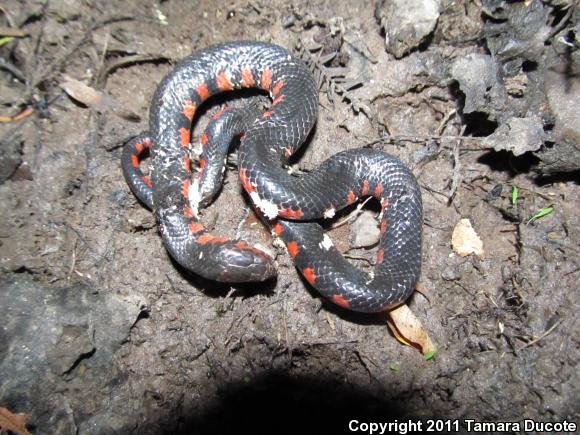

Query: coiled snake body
[122,41,422,313]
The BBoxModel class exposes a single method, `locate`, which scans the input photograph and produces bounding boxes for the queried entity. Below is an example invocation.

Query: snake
[121,41,422,313]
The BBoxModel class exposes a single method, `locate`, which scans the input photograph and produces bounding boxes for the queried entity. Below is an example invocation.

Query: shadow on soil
[167,371,426,435]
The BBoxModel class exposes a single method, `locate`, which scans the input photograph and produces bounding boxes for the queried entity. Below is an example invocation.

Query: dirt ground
[0,0,578,434]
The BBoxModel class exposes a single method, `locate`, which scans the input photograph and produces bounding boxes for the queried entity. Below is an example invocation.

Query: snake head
[215,242,277,282]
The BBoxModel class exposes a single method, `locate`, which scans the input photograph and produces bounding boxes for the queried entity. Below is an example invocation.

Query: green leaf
[511,185,519,205]
[423,350,437,361]
[0,36,15,47]
[528,206,554,223]
[388,363,400,373]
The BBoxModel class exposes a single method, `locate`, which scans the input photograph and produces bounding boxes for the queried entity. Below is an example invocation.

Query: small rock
[375,0,441,58]
[450,54,506,116]
[451,218,485,259]
[539,60,580,173]
[349,210,380,248]
[441,265,461,281]
[0,277,141,432]
[483,0,550,64]
[358,51,448,101]
[482,116,545,156]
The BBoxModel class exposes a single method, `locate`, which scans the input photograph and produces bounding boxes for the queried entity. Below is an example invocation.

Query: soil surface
[0,0,578,434]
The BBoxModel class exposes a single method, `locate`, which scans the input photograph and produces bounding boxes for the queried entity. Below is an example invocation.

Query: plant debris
[451,218,485,259]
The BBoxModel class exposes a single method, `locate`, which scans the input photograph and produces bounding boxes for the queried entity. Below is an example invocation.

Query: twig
[421,183,450,202]
[0,107,34,123]
[0,5,18,28]
[0,56,26,81]
[97,54,171,87]
[331,196,373,229]
[282,297,292,362]
[518,318,563,350]
[366,132,485,147]
[307,339,359,346]
[67,237,78,282]
[343,253,374,265]
[447,125,466,204]
[61,222,96,254]
[436,109,457,135]
[27,0,50,90]
[547,0,577,39]
[296,39,372,117]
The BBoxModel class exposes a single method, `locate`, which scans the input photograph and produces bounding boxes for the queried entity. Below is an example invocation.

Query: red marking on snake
[196,234,214,244]
[182,100,196,121]
[235,241,270,257]
[278,208,304,218]
[201,133,208,146]
[287,241,299,258]
[189,223,205,234]
[361,180,370,196]
[183,155,191,173]
[240,68,254,87]
[260,69,273,90]
[284,147,292,157]
[380,219,388,235]
[183,207,195,218]
[179,128,191,147]
[141,176,152,187]
[262,111,273,119]
[131,154,140,168]
[239,168,255,193]
[272,80,284,96]
[134,142,144,153]
[272,95,285,105]
[347,190,356,204]
[198,159,206,178]
[381,199,389,209]
[196,82,210,101]
[196,234,229,245]
[377,248,384,264]
[216,72,233,91]
[332,294,350,309]
[374,183,383,197]
[209,236,230,244]
[273,223,284,236]
[181,179,190,199]
[303,267,317,286]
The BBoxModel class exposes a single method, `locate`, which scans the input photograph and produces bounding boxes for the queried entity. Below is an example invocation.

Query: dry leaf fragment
[451,218,485,258]
[61,75,109,108]
[385,304,436,355]
[0,406,32,435]
[60,75,140,121]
